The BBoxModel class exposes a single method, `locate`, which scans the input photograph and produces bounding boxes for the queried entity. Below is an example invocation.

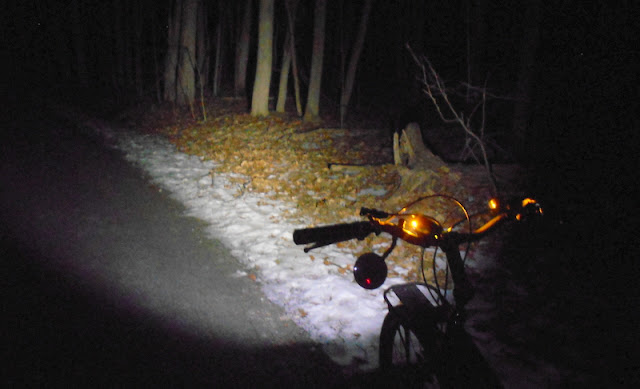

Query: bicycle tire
[379,305,441,388]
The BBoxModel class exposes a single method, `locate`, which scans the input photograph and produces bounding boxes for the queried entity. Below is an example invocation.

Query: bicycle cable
[415,195,473,305]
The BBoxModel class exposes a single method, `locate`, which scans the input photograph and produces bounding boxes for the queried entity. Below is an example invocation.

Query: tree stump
[393,122,444,171]
[392,122,454,198]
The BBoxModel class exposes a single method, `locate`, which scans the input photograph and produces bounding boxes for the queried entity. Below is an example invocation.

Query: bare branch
[406,43,498,197]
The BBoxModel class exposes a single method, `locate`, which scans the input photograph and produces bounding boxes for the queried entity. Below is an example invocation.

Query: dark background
[5,1,635,184]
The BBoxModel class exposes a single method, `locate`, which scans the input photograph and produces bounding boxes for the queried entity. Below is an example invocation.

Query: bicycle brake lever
[303,241,332,253]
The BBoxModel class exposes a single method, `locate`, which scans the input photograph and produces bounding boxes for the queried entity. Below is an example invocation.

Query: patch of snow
[97,125,579,386]
[106,129,403,370]
[357,187,388,197]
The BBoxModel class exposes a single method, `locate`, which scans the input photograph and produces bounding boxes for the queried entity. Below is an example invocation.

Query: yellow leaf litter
[134,106,480,284]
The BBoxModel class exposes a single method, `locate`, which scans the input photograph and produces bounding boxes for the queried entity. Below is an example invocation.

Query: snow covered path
[2,110,345,387]
[90,121,598,387]
[99,125,394,370]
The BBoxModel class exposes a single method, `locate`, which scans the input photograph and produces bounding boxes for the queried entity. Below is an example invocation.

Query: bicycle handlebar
[293,197,542,252]
[293,221,377,247]
[359,207,390,219]
[293,196,541,305]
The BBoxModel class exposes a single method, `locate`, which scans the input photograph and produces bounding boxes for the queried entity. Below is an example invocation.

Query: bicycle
[293,195,543,388]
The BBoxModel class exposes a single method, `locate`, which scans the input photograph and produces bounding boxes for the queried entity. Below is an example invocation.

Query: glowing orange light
[488,198,499,210]
[403,216,423,237]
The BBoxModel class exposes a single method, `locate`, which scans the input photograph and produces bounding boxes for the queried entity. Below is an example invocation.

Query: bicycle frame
[294,196,542,387]
[378,209,534,387]
[380,255,504,387]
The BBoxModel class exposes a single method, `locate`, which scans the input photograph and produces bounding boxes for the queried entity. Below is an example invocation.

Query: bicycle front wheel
[379,306,440,387]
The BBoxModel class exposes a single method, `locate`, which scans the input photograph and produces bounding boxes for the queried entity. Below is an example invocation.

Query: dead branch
[327,163,387,175]
[406,44,498,197]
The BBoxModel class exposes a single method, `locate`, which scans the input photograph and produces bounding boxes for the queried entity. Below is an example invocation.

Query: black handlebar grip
[359,207,390,219]
[293,221,375,245]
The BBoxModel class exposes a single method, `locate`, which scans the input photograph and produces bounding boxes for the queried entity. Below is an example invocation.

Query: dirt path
[1,104,343,387]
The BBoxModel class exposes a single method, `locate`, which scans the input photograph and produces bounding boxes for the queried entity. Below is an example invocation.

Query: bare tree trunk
[275,32,292,113]
[276,0,300,113]
[339,0,372,122]
[234,0,252,98]
[176,0,198,106]
[284,0,302,116]
[196,0,210,92]
[212,2,224,97]
[163,0,182,102]
[512,0,541,155]
[303,0,327,123]
[251,0,274,116]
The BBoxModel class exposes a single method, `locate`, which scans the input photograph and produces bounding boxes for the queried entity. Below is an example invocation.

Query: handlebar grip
[293,221,376,246]
[359,207,390,219]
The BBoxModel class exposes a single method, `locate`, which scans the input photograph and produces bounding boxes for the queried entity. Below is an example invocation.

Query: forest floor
[122,98,523,218]
[47,96,626,387]
[117,99,525,279]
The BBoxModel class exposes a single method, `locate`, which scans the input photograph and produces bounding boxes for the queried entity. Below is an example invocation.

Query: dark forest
[3,1,637,386]
[6,0,636,222]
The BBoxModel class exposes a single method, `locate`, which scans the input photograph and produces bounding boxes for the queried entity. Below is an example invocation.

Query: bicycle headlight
[400,215,443,246]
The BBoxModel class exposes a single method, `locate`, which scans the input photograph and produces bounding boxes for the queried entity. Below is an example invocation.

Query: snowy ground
[93,124,581,387]
[96,126,396,370]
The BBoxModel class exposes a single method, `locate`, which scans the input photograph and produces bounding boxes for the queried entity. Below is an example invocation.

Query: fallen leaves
[139,102,476,284]
[163,113,406,225]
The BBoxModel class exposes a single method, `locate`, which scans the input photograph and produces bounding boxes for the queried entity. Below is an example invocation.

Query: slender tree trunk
[276,0,300,113]
[276,32,292,113]
[251,0,274,116]
[212,2,224,97]
[340,0,372,122]
[177,0,198,106]
[284,0,302,116]
[512,0,541,155]
[303,0,327,123]
[196,0,210,92]
[234,0,252,97]
[163,0,182,102]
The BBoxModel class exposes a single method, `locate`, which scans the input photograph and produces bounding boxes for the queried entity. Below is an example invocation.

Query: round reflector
[353,253,387,289]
